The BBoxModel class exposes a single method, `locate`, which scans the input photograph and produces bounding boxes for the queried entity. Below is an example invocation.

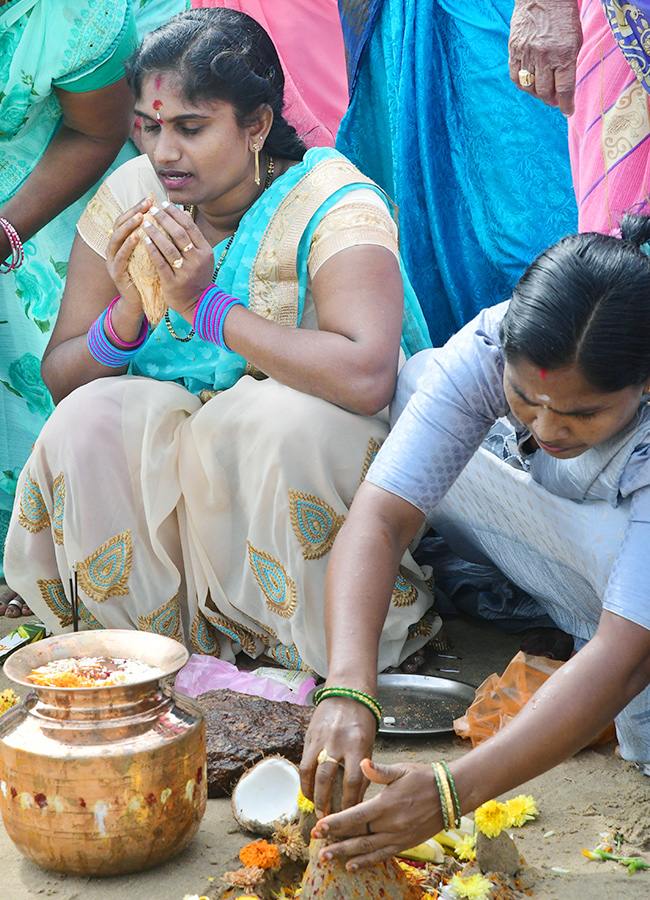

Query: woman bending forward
[301,215,650,860]
[3,8,434,676]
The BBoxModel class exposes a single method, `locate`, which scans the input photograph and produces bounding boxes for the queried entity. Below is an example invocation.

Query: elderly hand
[311,758,443,871]
[509,0,583,116]
[300,697,377,816]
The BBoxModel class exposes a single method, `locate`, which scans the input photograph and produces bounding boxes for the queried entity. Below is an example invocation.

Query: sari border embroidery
[249,158,379,328]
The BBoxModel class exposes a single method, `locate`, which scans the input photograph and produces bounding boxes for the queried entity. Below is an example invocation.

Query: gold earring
[253,143,260,186]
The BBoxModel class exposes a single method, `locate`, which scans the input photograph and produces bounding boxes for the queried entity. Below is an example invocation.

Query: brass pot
[0,630,206,876]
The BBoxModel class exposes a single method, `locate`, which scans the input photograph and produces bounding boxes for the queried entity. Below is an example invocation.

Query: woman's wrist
[105,295,147,348]
[88,303,148,367]
[193,284,245,350]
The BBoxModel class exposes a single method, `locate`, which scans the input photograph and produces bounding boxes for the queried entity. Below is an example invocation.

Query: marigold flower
[474,799,509,838]
[455,833,477,861]
[297,786,315,815]
[239,839,280,870]
[449,872,493,899]
[504,795,538,828]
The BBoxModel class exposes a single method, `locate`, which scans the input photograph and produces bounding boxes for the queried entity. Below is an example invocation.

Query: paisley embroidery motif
[138,593,184,644]
[38,579,71,628]
[77,531,132,604]
[237,611,276,645]
[203,612,258,655]
[78,604,104,630]
[359,437,381,484]
[247,542,298,618]
[52,472,65,545]
[190,610,221,657]
[270,643,303,670]
[18,472,50,533]
[391,571,419,607]
[289,489,345,560]
[37,578,104,630]
[406,616,434,642]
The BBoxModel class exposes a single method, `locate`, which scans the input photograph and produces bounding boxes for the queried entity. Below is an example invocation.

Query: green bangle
[431,762,450,830]
[440,761,461,828]
[313,686,382,730]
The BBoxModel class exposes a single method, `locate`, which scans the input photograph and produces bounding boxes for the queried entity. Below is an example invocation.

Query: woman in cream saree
[5,144,436,676]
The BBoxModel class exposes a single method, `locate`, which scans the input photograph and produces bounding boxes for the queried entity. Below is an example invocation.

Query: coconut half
[231,756,301,836]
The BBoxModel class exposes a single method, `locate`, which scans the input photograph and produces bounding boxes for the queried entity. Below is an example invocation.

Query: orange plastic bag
[453,651,615,747]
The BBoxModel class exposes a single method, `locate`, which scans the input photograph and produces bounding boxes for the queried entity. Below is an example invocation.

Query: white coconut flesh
[232,756,301,835]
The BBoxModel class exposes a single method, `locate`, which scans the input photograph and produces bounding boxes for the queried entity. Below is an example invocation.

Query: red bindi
[153,100,163,110]
[540,368,547,379]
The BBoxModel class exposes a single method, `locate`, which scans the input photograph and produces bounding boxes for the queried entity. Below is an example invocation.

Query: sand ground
[0,588,648,900]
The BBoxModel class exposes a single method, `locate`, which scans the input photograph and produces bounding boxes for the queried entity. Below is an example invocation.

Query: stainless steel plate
[306,674,476,735]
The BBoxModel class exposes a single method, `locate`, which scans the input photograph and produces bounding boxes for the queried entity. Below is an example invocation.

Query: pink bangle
[0,217,24,273]
[105,296,148,348]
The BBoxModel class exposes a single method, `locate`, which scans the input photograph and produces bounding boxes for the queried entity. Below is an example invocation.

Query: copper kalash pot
[0,630,206,876]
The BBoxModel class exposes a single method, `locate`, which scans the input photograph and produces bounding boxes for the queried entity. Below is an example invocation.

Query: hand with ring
[139,201,214,321]
[300,694,377,817]
[508,0,583,116]
[311,758,443,872]
[317,749,342,767]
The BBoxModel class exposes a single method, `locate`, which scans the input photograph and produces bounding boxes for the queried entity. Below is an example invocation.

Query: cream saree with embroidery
[4,148,437,675]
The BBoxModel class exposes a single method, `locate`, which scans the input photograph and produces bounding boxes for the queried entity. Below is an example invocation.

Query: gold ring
[172,257,184,270]
[108,229,114,237]
[518,68,535,87]
[317,748,340,766]
[182,242,194,253]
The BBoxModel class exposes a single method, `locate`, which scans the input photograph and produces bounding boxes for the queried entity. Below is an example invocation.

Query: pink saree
[191,0,348,147]
[570,0,650,233]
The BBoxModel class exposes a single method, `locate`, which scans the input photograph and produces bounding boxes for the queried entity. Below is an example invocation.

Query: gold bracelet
[433,762,456,831]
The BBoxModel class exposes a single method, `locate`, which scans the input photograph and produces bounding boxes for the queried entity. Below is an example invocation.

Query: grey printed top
[366,302,650,632]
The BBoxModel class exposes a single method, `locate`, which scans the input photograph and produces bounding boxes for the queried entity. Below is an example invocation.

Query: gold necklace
[166,155,274,342]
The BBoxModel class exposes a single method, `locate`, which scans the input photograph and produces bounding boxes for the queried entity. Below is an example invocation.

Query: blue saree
[337,0,578,345]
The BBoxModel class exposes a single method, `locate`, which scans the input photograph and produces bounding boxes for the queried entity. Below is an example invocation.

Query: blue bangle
[192,284,245,351]
[87,308,148,367]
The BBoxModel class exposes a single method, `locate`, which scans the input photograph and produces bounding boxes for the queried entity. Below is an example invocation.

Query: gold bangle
[433,762,456,831]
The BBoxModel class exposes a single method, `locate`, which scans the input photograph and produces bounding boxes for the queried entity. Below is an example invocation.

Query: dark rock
[197,689,314,797]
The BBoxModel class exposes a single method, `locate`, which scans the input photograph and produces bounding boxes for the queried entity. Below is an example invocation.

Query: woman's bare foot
[0,588,33,618]
[519,626,574,661]
[392,647,427,674]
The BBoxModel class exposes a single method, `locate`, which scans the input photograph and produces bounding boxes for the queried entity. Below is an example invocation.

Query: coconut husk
[127,192,166,326]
